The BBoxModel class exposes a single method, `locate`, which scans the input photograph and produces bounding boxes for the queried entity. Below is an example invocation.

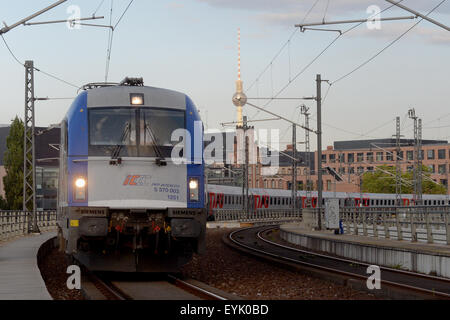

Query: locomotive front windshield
[88,107,185,157]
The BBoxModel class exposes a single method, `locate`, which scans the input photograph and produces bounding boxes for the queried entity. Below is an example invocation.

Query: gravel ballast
[181,228,377,300]
[39,228,376,300]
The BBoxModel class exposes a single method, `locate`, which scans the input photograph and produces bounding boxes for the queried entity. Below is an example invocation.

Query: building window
[327,180,332,190]
[438,149,446,159]
[428,165,435,173]
[329,154,335,163]
[347,153,354,163]
[427,150,435,160]
[438,164,446,175]
[366,152,373,162]
[386,152,393,161]
[338,167,345,174]
[271,180,275,188]
[367,167,374,172]
[376,152,383,161]
[338,153,345,163]
[349,167,355,174]
[406,151,413,160]
[357,167,364,174]
[398,151,404,160]
[321,154,326,163]
[407,166,413,172]
[357,153,363,162]
[441,179,448,187]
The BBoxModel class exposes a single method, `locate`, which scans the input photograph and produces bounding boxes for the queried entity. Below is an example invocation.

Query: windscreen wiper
[110,122,130,165]
[145,124,167,166]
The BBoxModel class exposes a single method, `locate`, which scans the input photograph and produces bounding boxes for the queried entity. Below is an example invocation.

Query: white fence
[0,211,57,241]
[340,206,450,245]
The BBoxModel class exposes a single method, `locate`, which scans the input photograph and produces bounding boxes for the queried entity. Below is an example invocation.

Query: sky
[0,0,449,151]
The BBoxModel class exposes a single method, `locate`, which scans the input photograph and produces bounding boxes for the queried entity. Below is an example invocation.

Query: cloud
[168,2,185,10]
[346,22,450,45]
[198,0,450,15]
[197,0,450,44]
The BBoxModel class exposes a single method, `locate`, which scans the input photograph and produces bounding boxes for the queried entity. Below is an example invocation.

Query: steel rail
[228,227,450,299]
[258,227,450,283]
[167,274,228,300]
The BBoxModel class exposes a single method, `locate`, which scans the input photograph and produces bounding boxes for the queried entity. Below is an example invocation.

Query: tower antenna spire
[238,27,241,81]
[232,28,246,126]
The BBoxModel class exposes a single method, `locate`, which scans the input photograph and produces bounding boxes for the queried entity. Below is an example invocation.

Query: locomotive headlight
[189,179,198,190]
[74,177,87,201]
[75,178,86,188]
[130,93,144,105]
[189,178,199,201]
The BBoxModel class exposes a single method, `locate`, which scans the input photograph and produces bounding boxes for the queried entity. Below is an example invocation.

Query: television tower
[232,28,247,126]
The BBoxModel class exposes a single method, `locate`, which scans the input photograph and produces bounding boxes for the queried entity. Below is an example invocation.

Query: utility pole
[395,116,402,206]
[24,61,39,233]
[417,118,423,205]
[292,124,297,213]
[409,108,422,206]
[316,74,323,230]
[238,116,251,215]
[301,105,311,206]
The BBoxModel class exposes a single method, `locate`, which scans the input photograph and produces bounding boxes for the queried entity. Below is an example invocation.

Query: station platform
[280,224,450,278]
[0,232,56,300]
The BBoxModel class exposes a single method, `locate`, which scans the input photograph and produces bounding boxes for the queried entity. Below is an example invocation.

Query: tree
[3,116,24,210]
[362,165,446,195]
[0,195,7,209]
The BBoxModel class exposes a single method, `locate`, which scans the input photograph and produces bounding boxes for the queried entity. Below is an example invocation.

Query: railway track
[226,225,450,300]
[82,271,229,300]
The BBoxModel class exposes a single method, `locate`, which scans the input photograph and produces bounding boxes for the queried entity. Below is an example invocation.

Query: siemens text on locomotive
[57,78,206,272]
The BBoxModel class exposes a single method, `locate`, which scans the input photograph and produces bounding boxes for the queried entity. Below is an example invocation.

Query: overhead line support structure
[385,0,450,32]
[294,15,416,29]
[237,74,326,230]
[24,61,39,233]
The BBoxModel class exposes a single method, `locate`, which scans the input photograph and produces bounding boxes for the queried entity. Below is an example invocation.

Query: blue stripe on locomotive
[185,95,204,208]
[67,91,88,206]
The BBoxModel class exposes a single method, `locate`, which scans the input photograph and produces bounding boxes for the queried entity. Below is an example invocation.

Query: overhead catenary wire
[245,0,320,93]
[1,33,79,89]
[250,1,406,121]
[93,0,106,17]
[104,0,135,82]
[330,0,447,86]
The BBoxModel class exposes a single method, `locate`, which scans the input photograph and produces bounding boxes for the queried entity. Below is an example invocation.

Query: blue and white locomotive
[57,78,206,272]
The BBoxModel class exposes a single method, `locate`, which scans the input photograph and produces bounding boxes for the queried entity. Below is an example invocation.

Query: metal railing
[0,210,57,242]
[340,206,450,245]
[212,209,302,222]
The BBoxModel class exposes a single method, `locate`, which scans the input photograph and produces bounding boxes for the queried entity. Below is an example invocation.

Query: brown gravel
[38,248,85,300]
[39,228,376,300]
[181,228,378,300]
